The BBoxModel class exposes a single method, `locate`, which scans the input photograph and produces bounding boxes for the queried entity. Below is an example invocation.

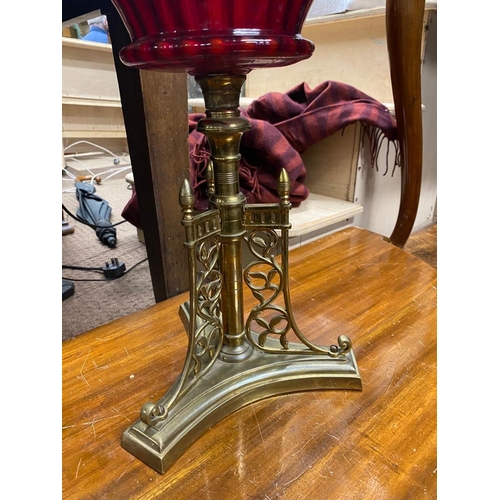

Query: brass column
[196,75,253,362]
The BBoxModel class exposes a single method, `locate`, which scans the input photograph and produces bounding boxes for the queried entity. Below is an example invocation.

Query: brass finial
[179,179,195,213]
[277,168,291,199]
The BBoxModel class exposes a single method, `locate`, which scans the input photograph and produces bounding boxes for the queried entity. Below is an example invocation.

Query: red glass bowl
[111,0,315,74]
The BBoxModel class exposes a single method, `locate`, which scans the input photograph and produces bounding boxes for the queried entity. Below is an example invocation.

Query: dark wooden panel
[139,70,191,296]
[103,2,190,301]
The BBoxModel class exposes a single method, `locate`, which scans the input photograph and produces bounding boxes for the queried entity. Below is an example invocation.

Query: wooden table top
[62,227,437,499]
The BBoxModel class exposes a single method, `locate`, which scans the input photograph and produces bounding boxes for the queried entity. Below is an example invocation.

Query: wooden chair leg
[386,0,425,248]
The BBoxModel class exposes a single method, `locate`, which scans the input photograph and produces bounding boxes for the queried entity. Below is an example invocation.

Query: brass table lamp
[111,0,362,473]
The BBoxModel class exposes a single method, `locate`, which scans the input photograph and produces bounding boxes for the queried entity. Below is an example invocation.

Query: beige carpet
[62,170,155,341]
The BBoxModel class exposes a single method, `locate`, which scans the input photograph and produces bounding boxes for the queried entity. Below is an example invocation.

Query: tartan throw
[123,80,399,227]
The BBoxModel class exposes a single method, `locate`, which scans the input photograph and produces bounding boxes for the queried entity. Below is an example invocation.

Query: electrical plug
[102,257,126,279]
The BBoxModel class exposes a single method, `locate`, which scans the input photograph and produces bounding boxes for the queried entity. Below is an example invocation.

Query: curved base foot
[121,340,361,473]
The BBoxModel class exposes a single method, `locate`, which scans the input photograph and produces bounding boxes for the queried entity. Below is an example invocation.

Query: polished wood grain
[62,227,437,499]
[405,223,437,269]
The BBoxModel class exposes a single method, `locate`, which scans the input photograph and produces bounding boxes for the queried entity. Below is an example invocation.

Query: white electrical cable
[63,140,131,183]
[100,165,132,182]
[64,151,113,159]
[62,164,132,194]
[63,140,122,159]
[62,140,133,195]
[62,168,76,179]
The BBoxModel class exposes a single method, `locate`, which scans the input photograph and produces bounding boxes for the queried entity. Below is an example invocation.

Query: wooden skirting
[62,227,437,499]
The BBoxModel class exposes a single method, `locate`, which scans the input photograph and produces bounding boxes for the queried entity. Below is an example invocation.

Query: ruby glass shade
[111,0,315,75]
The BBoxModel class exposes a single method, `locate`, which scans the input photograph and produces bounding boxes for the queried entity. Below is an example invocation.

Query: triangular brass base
[121,337,361,473]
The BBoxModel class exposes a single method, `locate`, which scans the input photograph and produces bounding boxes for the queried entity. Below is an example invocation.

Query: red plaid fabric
[189,80,398,210]
[123,81,398,227]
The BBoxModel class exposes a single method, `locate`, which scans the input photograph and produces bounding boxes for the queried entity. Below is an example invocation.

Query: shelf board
[62,36,112,53]
[62,130,127,139]
[289,193,362,238]
[63,96,122,108]
[305,2,437,26]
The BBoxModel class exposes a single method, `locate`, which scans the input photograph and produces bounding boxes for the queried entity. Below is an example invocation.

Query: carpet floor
[62,171,155,340]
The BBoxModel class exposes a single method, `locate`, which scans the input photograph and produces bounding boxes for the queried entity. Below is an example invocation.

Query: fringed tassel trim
[360,124,401,176]
[239,158,262,200]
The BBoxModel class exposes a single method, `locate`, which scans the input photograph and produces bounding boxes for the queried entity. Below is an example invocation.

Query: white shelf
[62,95,122,107]
[62,130,127,139]
[305,2,437,26]
[289,193,362,238]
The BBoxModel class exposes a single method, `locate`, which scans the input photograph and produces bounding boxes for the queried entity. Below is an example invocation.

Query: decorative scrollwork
[244,264,280,305]
[329,335,352,356]
[197,239,219,269]
[140,235,223,427]
[190,237,223,373]
[244,228,352,358]
[252,305,290,349]
[247,229,279,258]
[192,321,221,374]
[140,402,168,426]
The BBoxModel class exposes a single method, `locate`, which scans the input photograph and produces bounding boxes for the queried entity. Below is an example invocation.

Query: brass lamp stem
[195,74,253,362]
